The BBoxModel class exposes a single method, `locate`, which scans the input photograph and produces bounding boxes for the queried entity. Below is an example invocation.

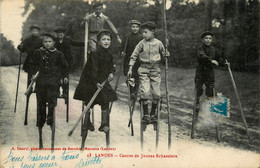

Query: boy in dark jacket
[122,20,143,101]
[18,24,43,86]
[195,31,229,112]
[74,30,117,132]
[54,26,84,97]
[31,32,69,128]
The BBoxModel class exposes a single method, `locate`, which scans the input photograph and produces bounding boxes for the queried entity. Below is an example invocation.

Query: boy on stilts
[18,24,43,124]
[127,21,169,121]
[194,31,229,119]
[122,20,143,102]
[18,24,43,87]
[74,30,117,132]
[54,26,84,98]
[31,32,68,147]
[84,2,122,52]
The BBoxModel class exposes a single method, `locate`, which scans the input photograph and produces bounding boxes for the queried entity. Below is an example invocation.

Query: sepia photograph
[0,0,259,167]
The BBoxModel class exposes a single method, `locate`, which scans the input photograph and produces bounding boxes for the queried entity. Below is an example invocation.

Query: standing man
[84,2,122,52]
[18,24,43,87]
[54,26,84,98]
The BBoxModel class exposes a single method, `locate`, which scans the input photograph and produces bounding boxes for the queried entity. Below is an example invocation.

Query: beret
[200,31,214,38]
[54,26,66,33]
[93,2,103,8]
[97,29,112,41]
[41,32,57,40]
[129,20,141,26]
[141,21,156,30]
[30,24,41,31]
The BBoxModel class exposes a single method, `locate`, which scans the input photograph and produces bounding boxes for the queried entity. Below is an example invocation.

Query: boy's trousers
[138,63,161,100]
[195,72,214,97]
[36,84,59,127]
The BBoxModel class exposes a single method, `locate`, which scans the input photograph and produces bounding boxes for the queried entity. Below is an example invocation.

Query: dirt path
[0,66,259,168]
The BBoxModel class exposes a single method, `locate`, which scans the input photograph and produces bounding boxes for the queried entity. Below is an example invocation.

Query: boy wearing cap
[31,32,69,127]
[122,20,143,101]
[74,29,117,132]
[18,24,43,86]
[84,2,121,52]
[127,21,169,121]
[195,31,229,113]
[54,26,84,97]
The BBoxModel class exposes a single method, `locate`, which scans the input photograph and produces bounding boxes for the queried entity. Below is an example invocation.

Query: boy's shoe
[142,115,150,122]
[87,122,95,132]
[150,115,158,121]
[98,124,110,133]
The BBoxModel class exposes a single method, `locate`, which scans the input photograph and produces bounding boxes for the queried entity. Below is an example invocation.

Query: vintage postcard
[0,0,259,167]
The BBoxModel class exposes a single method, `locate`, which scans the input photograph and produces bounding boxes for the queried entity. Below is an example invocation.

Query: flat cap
[200,31,214,38]
[30,24,41,31]
[129,20,141,26]
[54,26,66,33]
[141,21,156,30]
[97,29,112,41]
[41,32,57,40]
[93,2,103,8]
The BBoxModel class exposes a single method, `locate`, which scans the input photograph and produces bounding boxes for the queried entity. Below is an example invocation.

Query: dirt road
[0,66,259,168]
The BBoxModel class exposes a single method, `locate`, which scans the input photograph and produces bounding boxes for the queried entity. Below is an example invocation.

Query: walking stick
[68,79,108,137]
[226,60,251,141]
[25,71,39,95]
[24,71,39,125]
[213,88,221,142]
[81,101,84,136]
[51,108,56,153]
[163,0,172,150]
[83,13,89,64]
[66,75,69,123]
[14,51,22,113]
[38,127,43,149]
[127,83,134,136]
[191,89,197,139]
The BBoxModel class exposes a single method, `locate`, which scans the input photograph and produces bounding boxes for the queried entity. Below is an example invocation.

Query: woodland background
[1,0,259,72]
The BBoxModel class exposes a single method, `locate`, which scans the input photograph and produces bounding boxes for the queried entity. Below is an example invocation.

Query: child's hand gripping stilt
[127,66,133,78]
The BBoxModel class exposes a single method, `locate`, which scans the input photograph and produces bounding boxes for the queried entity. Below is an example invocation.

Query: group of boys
[18,1,228,129]
[17,2,121,128]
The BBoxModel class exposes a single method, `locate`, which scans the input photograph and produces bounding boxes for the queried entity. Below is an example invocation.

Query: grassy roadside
[70,65,259,152]
[71,65,260,123]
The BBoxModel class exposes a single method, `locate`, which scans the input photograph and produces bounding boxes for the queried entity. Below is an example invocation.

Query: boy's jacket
[196,44,225,72]
[31,47,69,86]
[85,12,118,35]
[55,36,84,66]
[129,38,166,66]
[195,44,225,82]
[17,35,43,72]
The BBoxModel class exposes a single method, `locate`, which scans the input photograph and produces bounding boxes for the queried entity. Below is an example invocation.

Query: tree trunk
[205,0,213,31]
